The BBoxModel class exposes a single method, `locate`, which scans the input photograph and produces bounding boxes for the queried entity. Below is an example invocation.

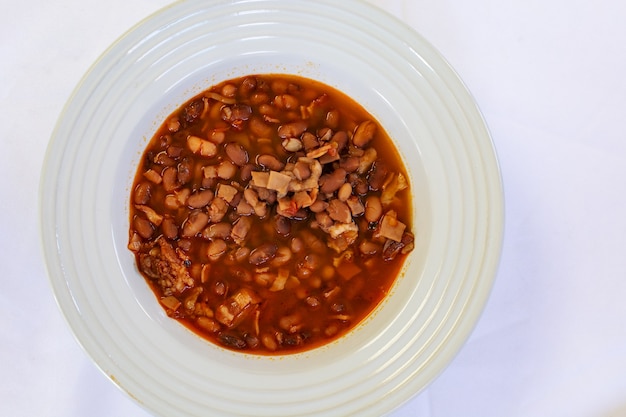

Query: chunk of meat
[374,210,406,242]
[138,237,194,296]
[215,288,261,327]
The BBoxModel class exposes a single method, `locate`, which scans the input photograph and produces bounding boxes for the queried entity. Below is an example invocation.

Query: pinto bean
[154,151,176,166]
[277,120,307,139]
[249,243,278,266]
[161,217,179,240]
[274,94,299,110]
[309,199,328,213]
[367,162,388,191]
[272,246,292,267]
[274,215,291,237]
[225,142,249,166]
[282,137,303,152]
[337,183,352,202]
[162,166,179,192]
[133,216,154,239]
[181,210,209,238]
[301,132,319,151]
[327,199,352,223]
[239,77,257,95]
[177,159,192,185]
[249,116,274,137]
[325,109,340,129]
[352,120,377,147]
[257,154,285,171]
[364,195,383,223]
[207,239,228,262]
[134,182,151,205]
[204,222,232,240]
[292,160,311,180]
[320,168,347,194]
[330,131,348,152]
[187,190,214,208]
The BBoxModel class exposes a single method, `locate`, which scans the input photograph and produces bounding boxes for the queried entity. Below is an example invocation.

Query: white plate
[40,0,503,416]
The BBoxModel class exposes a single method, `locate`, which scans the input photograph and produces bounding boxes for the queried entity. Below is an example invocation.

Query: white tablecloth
[3,0,626,416]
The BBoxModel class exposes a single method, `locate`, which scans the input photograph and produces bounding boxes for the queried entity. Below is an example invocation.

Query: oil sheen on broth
[128,74,415,354]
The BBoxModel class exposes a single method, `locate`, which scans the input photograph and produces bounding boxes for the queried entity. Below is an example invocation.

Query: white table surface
[3,0,626,416]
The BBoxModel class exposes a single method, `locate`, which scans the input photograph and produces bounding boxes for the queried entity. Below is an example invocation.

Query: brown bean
[359,240,381,256]
[327,199,352,223]
[274,94,299,110]
[282,137,303,152]
[317,127,333,142]
[134,182,151,205]
[187,190,214,208]
[278,120,307,139]
[181,210,209,238]
[320,168,347,194]
[290,237,304,253]
[204,222,232,240]
[261,333,278,351]
[234,247,251,263]
[207,239,227,262]
[274,215,291,237]
[330,131,348,152]
[166,145,184,158]
[301,132,319,151]
[337,183,352,202]
[364,195,383,223]
[162,166,179,192]
[196,317,220,333]
[249,243,278,266]
[221,83,237,97]
[257,154,285,171]
[271,79,289,94]
[249,117,274,137]
[339,156,360,173]
[302,253,321,270]
[272,246,292,266]
[161,217,179,240]
[154,151,176,166]
[177,159,192,185]
[309,199,329,213]
[250,92,269,105]
[367,162,388,191]
[133,216,154,239]
[218,333,247,349]
[279,313,302,332]
[352,120,377,147]
[240,163,254,182]
[292,160,311,180]
[225,142,249,166]
[325,109,340,129]
[240,77,257,95]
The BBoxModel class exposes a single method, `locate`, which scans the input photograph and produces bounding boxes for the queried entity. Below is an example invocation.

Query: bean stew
[128,74,414,354]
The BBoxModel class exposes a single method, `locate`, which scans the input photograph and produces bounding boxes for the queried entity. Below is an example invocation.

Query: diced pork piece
[215,288,261,327]
[374,210,406,242]
[216,183,238,204]
[266,171,293,196]
[380,172,408,206]
[138,237,194,296]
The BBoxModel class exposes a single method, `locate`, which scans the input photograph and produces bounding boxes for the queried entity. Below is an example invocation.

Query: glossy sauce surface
[128,74,414,354]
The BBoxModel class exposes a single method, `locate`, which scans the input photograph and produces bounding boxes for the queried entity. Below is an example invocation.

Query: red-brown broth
[128,74,414,354]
